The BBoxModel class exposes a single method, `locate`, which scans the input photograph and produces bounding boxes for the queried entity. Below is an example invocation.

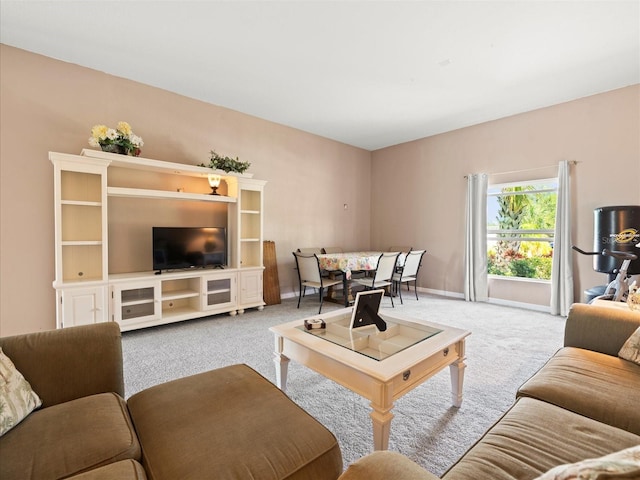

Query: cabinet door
[112,281,161,326]
[201,273,237,313]
[60,286,108,328]
[239,269,264,309]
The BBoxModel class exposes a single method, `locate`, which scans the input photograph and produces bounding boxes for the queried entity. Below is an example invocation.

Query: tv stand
[50,149,267,331]
[110,268,259,331]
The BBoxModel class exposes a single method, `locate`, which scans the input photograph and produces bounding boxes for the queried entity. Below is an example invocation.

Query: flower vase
[101,144,128,155]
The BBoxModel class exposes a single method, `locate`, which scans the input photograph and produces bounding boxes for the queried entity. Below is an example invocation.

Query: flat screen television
[152,227,227,272]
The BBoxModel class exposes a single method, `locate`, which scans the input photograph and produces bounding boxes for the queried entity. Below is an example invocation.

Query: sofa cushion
[339,451,440,480]
[619,326,640,365]
[0,392,141,480]
[0,347,42,436]
[67,459,147,480]
[442,397,640,480]
[533,445,640,480]
[0,322,125,407]
[517,347,640,434]
[127,364,343,480]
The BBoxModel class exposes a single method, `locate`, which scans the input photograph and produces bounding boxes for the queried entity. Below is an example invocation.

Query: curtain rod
[464,160,578,178]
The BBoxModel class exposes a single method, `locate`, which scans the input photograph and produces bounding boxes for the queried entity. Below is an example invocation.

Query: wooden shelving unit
[50,149,266,330]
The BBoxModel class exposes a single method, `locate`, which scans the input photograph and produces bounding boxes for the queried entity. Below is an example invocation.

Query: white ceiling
[2,1,639,150]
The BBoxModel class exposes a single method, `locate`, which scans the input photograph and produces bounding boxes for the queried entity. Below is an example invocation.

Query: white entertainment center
[50,149,267,331]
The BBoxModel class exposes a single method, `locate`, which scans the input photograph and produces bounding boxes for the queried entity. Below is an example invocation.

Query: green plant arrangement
[200,150,251,174]
[88,121,143,156]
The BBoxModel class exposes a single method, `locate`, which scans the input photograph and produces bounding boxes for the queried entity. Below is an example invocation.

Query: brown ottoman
[127,364,342,480]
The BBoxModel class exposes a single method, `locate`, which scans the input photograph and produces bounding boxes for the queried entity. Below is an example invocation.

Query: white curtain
[464,173,488,302]
[550,160,574,316]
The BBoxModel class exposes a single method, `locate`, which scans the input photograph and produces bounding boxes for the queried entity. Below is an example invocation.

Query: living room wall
[2,44,638,336]
[371,84,640,306]
[0,45,371,335]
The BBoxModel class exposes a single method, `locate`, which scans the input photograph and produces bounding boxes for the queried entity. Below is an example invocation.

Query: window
[487,178,558,280]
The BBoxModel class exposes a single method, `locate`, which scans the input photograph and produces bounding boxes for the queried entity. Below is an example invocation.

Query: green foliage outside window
[487,181,557,280]
[488,254,553,279]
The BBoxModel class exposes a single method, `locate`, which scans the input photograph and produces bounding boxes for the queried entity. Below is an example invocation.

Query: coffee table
[269,308,470,450]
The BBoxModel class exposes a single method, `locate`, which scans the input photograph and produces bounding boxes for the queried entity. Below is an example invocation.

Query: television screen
[153,227,227,272]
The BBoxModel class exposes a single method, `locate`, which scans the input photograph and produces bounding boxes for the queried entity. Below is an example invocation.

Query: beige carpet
[122,293,565,476]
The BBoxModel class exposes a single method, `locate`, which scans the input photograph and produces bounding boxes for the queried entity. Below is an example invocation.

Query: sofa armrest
[564,303,640,356]
[0,322,124,407]
[338,451,440,480]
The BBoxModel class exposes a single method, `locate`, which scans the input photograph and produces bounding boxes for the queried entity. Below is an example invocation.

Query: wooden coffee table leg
[449,340,467,407]
[273,335,290,391]
[370,401,394,450]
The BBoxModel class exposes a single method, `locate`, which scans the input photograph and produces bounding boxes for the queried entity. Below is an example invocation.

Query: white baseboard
[417,287,551,313]
[485,297,551,313]
[281,286,551,313]
[419,287,464,299]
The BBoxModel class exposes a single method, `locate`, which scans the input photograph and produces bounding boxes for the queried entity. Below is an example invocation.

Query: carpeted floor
[122,292,565,476]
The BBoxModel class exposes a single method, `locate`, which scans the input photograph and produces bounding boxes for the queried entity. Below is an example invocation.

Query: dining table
[316,251,381,306]
[316,251,406,306]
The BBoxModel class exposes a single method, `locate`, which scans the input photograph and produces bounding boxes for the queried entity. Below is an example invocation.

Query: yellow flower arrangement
[88,121,143,156]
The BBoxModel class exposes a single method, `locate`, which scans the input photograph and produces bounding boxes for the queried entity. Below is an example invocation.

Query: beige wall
[0,45,371,335]
[1,44,638,335]
[371,85,640,305]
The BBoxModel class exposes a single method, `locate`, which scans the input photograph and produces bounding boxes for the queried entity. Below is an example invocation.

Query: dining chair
[295,247,333,278]
[352,252,400,307]
[392,249,426,304]
[391,246,412,274]
[292,252,342,314]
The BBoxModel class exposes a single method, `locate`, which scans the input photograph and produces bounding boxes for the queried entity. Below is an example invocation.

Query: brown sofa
[339,303,640,480]
[2,304,637,480]
[0,322,342,480]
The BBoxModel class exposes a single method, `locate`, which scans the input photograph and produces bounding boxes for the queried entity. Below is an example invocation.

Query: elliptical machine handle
[572,245,600,256]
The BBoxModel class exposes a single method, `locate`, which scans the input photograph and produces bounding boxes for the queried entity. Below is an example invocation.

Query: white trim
[487,229,554,234]
[488,275,551,285]
[486,297,551,313]
[282,286,550,313]
[421,287,464,299]
[488,187,558,197]
[488,177,558,189]
[418,287,550,313]
[487,236,554,242]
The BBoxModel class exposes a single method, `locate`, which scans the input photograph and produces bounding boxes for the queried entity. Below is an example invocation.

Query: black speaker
[593,205,640,274]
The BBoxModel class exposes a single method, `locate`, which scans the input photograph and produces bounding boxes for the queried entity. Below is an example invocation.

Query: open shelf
[81,148,254,179]
[61,200,102,207]
[161,306,200,320]
[108,186,236,203]
[162,289,200,301]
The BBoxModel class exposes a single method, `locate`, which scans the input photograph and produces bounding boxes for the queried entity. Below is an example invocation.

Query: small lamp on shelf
[208,174,221,195]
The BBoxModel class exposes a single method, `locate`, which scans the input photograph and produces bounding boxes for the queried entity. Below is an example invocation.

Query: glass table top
[298,313,442,361]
